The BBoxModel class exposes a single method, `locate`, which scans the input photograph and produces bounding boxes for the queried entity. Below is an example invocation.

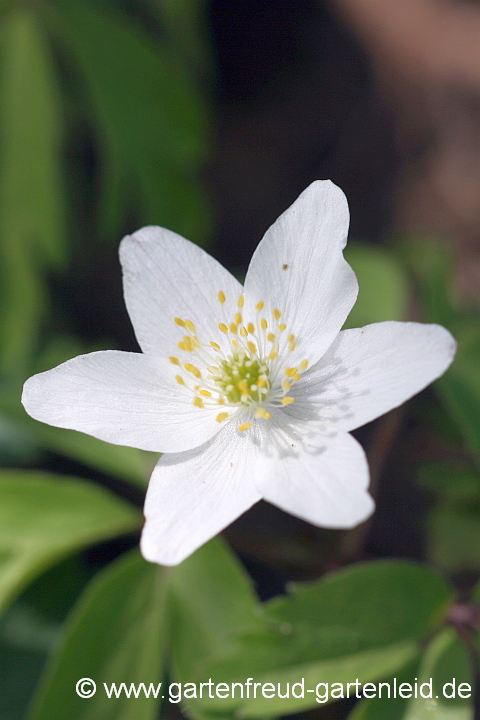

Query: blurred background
[1,0,480,718]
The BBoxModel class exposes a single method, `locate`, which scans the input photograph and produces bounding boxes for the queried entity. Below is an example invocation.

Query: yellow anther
[285,367,297,377]
[257,377,268,388]
[247,341,257,354]
[272,308,281,321]
[193,397,204,408]
[183,336,193,351]
[240,326,248,337]
[255,407,272,419]
[174,317,185,327]
[232,339,237,347]
[282,396,295,405]
[199,389,212,397]
[184,363,201,379]
[217,291,226,304]
[169,356,180,365]
[256,301,264,311]
[230,323,237,334]
[216,412,229,423]
[279,323,287,332]
[289,339,297,351]
[288,334,296,344]
[239,422,252,432]
[210,341,220,350]
[185,320,196,333]
[237,379,249,395]
[177,341,187,351]
[267,332,276,343]
[299,360,308,371]
[283,380,292,390]
[292,373,301,383]
[218,323,228,334]
[235,312,242,325]
[260,318,268,330]
[269,349,277,360]
[237,294,245,308]
[247,322,255,334]
[175,375,185,385]
[217,397,225,405]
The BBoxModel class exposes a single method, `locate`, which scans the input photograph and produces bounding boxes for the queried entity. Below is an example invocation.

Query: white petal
[255,431,373,528]
[140,424,261,565]
[22,351,224,453]
[120,226,243,356]
[290,321,457,431]
[243,181,358,366]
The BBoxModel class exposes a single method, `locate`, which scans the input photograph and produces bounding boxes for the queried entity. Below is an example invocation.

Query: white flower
[22,181,456,565]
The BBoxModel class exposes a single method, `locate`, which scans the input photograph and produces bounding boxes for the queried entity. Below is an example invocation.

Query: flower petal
[255,431,373,528]
[243,181,358,367]
[21,351,224,453]
[141,425,261,565]
[120,226,243,356]
[290,321,457,431]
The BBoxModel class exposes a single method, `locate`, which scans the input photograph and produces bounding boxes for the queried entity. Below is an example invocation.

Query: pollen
[193,397,204,408]
[174,317,185,327]
[267,332,276,343]
[185,320,196,333]
[239,422,252,432]
[210,341,220,350]
[260,318,268,330]
[230,323,237,334]
[255,407,272,419]
[175,375,184,385]
[218,323,228,334]
[237,294,245,308]
[216,412,229,422]
[247,322,255,334]
[217,291,226,304]
[285,367,297,378]
[169,356,180,365]
[256,301,264,311]
[272,308,281,321]
[282,396,295,405]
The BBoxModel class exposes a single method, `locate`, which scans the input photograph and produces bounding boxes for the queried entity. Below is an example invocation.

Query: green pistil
[213,352,269,405]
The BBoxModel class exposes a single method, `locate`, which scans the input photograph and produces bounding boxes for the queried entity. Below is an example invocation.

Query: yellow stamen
[235,312,242,325]
[199,389,212,397]
[247,322,255,334]
[299,359,308,371]
[282,396,295,405]
[177,341,188,351]
[175,375,184,385]
[210,341,220,350]
[247,341,257,354]
[255,408,272,419]
[217,291,226,304]
[272,308,281,321]
[257,377,268,388]
[283,380,292,390]
[230,323,237,334]
[217,397,225,405]
[256,301,264,311]
[267,332,276,343]
[174,317,185,327]
[218,323,228,334]
[185,320,196,333]
[260,318,268,330]
[279,323,287,332]
[193,397,204,408]
[237,379,249,395]
[216,412,229,422]
[169,356,180,365]
[239,422,252,432]
[240,326,248,337]
[184,363,201,379]
[285,367,297,377]
[292,373,301,383]
[237,294,245,308]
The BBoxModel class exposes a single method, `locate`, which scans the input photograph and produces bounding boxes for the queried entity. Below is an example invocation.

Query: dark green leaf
[28,549,168,720]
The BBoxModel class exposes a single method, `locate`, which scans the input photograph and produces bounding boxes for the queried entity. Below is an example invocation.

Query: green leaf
[28,549,168,720]
[47,0,210,241]
[169,538,263,681]
[417,463,480,503]
[438,323,480,463]
[0,471,141,614]
[348,630,473,720]
[0,9,65,373]
[343,244,408,329]
[428,507,480,572]
[193,561,452,716]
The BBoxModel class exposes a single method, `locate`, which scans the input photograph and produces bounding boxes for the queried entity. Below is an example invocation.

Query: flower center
[169,291,308,430]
